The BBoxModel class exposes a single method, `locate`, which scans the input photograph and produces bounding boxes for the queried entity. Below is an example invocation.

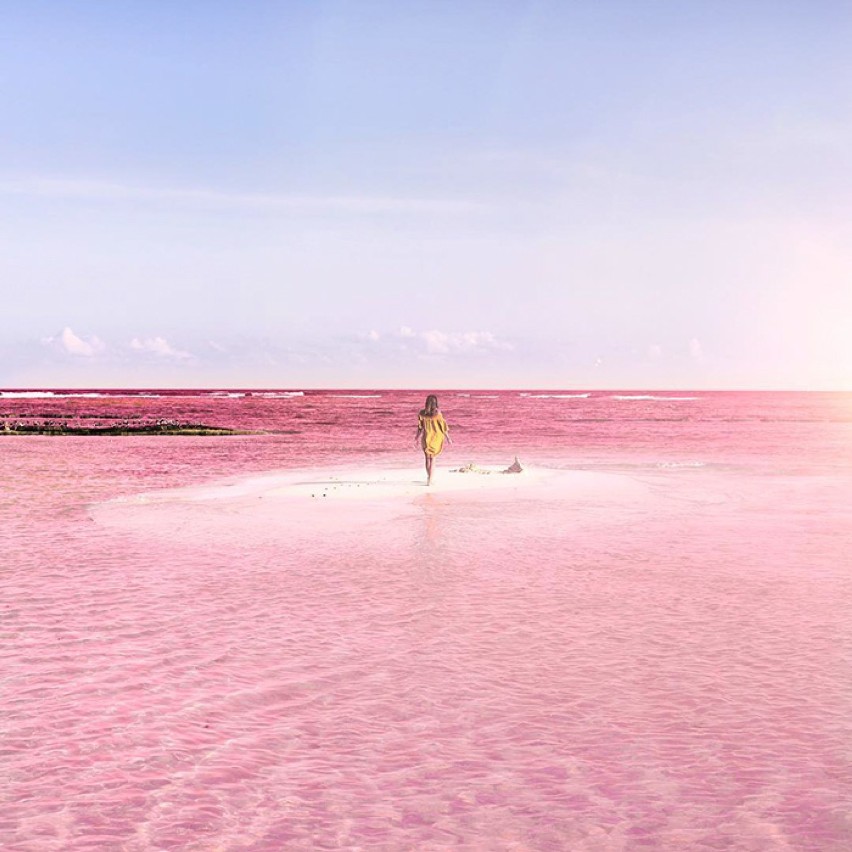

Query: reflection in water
[418,493,443,554]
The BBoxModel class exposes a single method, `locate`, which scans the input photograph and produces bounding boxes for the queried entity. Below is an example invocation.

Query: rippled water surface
[3,390,852,850]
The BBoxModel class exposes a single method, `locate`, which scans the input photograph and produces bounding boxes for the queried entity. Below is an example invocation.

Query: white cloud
[130,336,192,359]
[41,327,104,357]
[1,176,485,217]
[396,327,512,355]
[420,330,451,354]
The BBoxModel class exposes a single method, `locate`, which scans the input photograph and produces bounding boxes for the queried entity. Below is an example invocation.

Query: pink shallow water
[3,390,852,850]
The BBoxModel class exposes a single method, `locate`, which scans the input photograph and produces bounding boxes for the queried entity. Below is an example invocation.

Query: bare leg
[425,454,433,485]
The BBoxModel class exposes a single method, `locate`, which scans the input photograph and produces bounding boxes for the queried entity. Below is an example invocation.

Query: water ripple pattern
[2,390,852,850]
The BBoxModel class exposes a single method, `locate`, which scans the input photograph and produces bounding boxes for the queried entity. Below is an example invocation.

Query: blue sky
[2,1,851,388]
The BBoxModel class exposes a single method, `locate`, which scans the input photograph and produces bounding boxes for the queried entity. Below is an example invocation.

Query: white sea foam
[1,391,106,398]
[520,393,591,399]
[210,392,246,398]
[329,394,382,398]
[251,391,305,398]
[1,391,170,399]
[612,395,698,401]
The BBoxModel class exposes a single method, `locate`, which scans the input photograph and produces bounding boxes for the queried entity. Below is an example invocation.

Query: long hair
[421,394,439,416]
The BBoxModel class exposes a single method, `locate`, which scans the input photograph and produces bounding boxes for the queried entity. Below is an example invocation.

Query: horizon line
[2,386,850,394]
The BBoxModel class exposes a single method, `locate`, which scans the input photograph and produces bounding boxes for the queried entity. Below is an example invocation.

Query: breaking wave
[520,393,591,399]
[0,391,163,399]
[612,395,698,401]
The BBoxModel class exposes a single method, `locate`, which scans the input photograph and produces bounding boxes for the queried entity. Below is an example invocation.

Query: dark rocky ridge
[2,418,257,436]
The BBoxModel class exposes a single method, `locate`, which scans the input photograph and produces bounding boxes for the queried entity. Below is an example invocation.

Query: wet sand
[91,464,649,544]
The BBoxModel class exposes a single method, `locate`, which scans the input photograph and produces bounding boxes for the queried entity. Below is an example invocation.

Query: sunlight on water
[2,391,852,849]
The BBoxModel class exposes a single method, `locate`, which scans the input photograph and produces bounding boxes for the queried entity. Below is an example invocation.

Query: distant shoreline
[2,422,258,436]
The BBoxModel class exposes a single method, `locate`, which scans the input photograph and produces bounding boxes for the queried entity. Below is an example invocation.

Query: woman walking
[415,394,451,485]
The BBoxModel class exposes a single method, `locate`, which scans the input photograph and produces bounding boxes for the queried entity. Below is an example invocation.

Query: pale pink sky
[3,3,851,389]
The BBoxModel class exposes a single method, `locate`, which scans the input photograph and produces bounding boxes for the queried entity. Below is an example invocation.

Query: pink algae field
[3,389,852,850]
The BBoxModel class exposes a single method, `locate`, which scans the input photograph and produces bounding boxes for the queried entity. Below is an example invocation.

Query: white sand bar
[100,463,647,510]
[265,464,553,501]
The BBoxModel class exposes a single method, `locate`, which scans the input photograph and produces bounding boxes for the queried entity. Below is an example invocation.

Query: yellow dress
[419,412,448,457]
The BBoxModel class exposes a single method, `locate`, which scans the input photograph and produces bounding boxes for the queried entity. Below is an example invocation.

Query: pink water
[3,390,852,850]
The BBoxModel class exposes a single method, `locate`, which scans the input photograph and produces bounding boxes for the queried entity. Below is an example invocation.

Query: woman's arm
[441,415,452,444]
